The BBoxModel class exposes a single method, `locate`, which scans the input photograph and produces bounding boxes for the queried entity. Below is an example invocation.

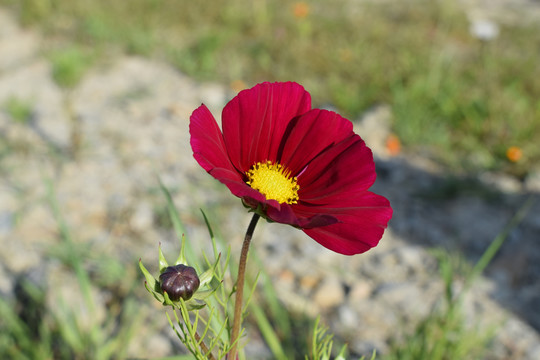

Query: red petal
[222,82,311,172]
[299,192,392,255]
[298,135,376,201]
[207,168,263,201]
[278,109,354,176]
[190,103,283,211]
[190,104,237,173]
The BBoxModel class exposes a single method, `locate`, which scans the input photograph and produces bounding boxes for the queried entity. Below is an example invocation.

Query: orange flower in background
[506,146,522,162]
[385,134,401,156]
[292,2,310,19]
[230,80,247,93]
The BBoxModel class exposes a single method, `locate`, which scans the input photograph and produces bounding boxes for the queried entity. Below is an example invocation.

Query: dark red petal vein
[278,109,354,175]
[299,192,392,255]
[298,135,376,201]
[265,203,339,228]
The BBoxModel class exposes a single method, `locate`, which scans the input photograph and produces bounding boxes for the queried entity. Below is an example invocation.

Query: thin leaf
[467,196,534,289]
[250,301,287,360]
[139,259,158,291]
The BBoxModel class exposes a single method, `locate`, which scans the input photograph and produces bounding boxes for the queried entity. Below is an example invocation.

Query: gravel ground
[1,3,539,359]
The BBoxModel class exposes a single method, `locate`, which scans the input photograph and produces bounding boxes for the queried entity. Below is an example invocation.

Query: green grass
[2,97,34,124]
[0,179,142,359]
[49,46,97,88]
[2,0,539,177]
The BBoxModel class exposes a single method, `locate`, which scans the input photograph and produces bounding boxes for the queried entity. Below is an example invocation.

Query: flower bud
[159,264,200,301]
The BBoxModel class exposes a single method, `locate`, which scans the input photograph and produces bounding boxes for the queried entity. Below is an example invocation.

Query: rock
[198,82,228,111]
[130,201,154,232]
[374,282,436,320]
[353,104,392,158]
[524,169,540,192]
[2,205,54,273]
[338,305,359,329]
[0,8,40,71]
[0,187,16,236]
[348,282,373,302]
[492,316,540,360]
[0,61,71,149]
[313,276,345,309]
[127,320,173,359]
[299,273,320,294]
[469,17,500,40]
[479,171,523,193]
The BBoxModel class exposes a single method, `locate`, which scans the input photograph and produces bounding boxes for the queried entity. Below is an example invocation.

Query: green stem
[194,331,215,360]
[229,213,260,359]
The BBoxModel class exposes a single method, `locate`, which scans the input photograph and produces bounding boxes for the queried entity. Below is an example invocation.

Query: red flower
[190,82,392,255]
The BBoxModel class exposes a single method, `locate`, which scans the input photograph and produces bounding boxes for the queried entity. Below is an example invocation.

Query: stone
[524,169,540,192]
[0,8,40,71]
[353,104,392,158]
[198,82,228,110]
[349,282,373,302]
[338,305,359,329]
[129,331,172,359]
[0,61,71,149]
[299,274,320,293]
[130,201,154,232]
[479,171,522,193]
[0,187,16,237]
[469,18,500,40]
[313,276,345,309]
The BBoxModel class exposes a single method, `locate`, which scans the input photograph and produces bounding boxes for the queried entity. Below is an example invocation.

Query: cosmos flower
[190,82,392,255]
[386,134,401,156]
[506,146,522,163]
[292,2,310,19]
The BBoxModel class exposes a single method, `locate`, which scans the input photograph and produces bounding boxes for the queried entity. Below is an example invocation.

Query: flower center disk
[246,161,299,204]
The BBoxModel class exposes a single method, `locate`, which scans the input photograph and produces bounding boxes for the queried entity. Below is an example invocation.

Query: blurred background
[0,0,539,359]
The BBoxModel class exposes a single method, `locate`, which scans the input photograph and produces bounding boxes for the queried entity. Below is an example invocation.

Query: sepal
[139,235,220,311]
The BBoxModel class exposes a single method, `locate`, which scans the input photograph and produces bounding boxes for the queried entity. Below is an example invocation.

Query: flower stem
[194,331,215,360]
[229,213,260,359]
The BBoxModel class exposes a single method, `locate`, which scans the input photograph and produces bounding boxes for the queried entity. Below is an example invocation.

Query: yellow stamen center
[246,161,299,204]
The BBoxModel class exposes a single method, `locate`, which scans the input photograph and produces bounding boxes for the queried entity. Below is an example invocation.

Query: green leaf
[200,209,215,240]
[335,344,349,360]
[185,302,207,311]
[199,253,220,287]
[158,243,169,272]
[174,234,188,266]
[250,301,287,360]
[139,259,158,290]
[143,279,164,303]
[159,178,187,240]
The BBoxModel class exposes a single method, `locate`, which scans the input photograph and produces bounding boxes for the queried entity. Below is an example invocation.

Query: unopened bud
[159,264,200,301]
